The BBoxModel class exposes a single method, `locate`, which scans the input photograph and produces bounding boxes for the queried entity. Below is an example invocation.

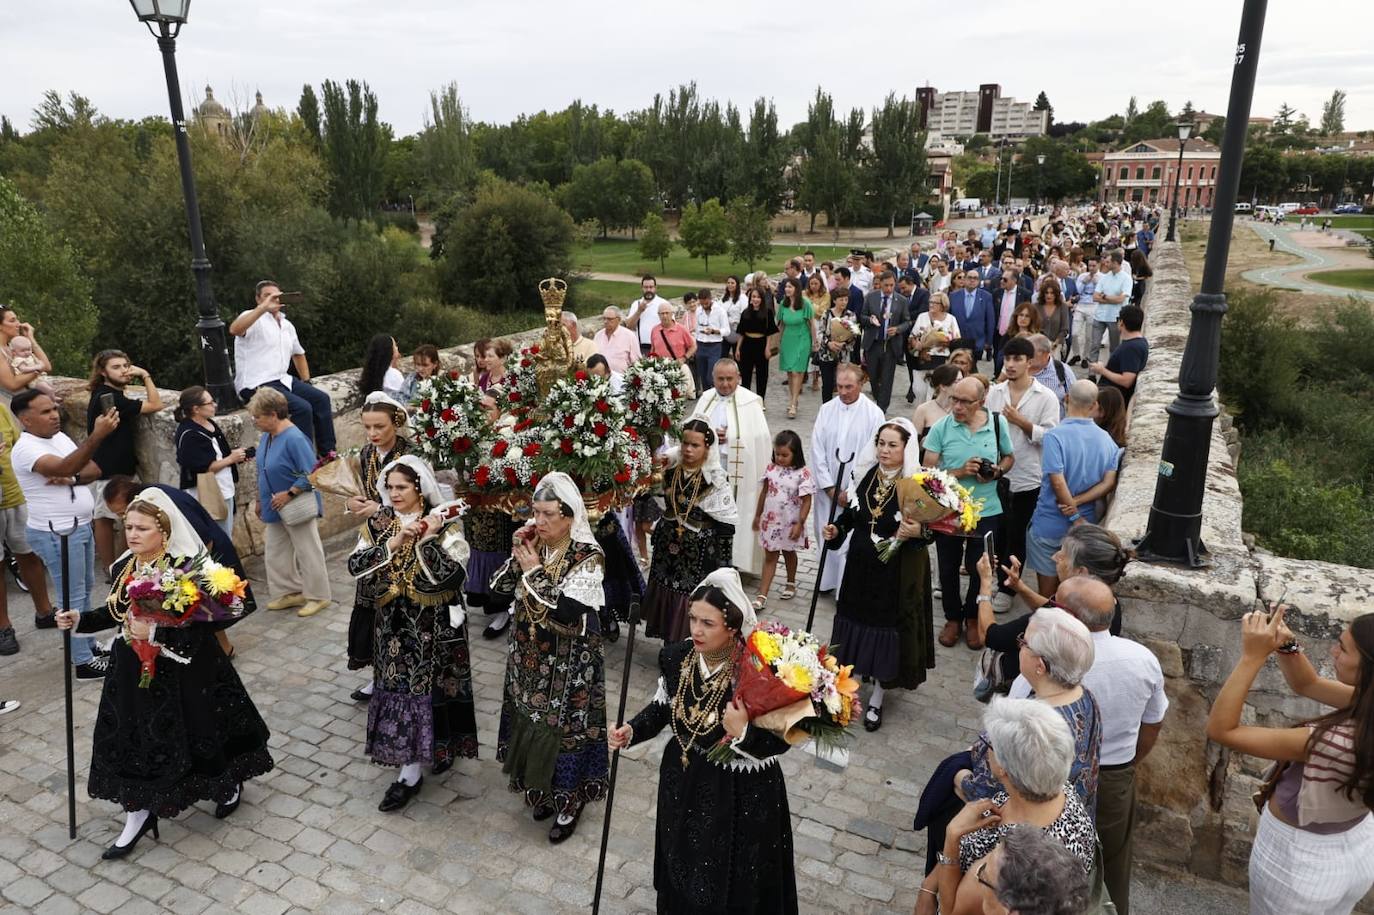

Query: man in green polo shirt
[0,402,55,655]
[922,377,1014,650]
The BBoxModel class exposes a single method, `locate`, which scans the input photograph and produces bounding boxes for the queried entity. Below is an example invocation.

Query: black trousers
[867,347,900,411]
[738,337,770,397]
[819,360,838,402]
[996,487,1039,594]
[935,514,1001,622]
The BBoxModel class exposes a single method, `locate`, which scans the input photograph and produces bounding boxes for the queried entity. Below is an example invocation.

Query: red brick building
[1099,138,1222,208]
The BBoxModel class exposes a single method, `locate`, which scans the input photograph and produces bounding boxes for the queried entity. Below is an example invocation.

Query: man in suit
[908,242,931,278]
[975,250,1001,292]
[949,269,996,365]
[859,271,912,412]
[993,270,1032,373]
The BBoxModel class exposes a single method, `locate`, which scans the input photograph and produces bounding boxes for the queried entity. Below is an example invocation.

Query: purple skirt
[366,690,433,767]
[465,548,508,597]
[830,616,900,683]
[642,584,692,642]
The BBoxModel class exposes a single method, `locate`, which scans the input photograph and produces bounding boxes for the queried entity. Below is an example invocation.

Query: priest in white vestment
[811,363,885,592]
[693,358,770,576]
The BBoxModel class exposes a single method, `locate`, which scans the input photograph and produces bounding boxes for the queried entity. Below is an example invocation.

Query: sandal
[752,594,767,611]
[779,582,797,601]
[787,404,797,419]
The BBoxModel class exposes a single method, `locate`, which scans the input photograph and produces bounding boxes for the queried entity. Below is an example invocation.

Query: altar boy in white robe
[810,363,884,593]
[693,358,770,576]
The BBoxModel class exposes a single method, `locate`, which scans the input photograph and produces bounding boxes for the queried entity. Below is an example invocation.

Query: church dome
[197,86,228,119]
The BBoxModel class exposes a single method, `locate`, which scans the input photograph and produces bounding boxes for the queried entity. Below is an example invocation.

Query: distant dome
[250,90,267,120]
[197,86,228,119]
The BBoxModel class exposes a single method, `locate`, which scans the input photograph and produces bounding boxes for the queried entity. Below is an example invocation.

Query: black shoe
[8,553,27,592]
[1067,355,1081,366]
[863,705,883,732]
[0,627,17,656]
[548,806,583,843]
[532,801,556,822]
[483,612,511,640]
[91,642,110,659]
[378,776,422,812]
[34,612,57,630]
[906,390,916,404]
[214,782,242,819]
[101,815,159,860]
[75,657,111,680]
[431,759,452,777]
[599,610,620,643]
[350,687,373,702]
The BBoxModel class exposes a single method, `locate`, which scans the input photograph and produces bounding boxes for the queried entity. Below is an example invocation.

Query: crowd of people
[4,199,1374,914]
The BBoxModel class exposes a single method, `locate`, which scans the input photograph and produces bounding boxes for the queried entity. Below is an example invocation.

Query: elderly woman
[916,607,1100,873]
[347,456,476,812]
[492,472,609,843]
[917,700,1098,915]
[975,827,1091,915]
[609,568,797,914]
[249,387,331,617]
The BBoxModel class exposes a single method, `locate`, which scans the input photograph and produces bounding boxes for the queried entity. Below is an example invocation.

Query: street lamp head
[129,0,190,34]
[1176,120,1194,142]
[1036,154,1046,165]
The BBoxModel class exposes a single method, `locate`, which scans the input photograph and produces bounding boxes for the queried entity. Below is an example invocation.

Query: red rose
[509,391,522,402]
[631,376,643,387]
[627,428,639,441]
[629,401,641,411]
[441,407,456,422]
[514,418,533,431]
[630,450,640,461]
[521,359,531,368]
[523,442,541,457]
[574,370,589,381]
[452,436,472,453]
[529,473,541,488]
[595,400,610,414]
[560,438,574,455]
[425,426,437,439]
[530,345,540,354]
[660,416,672,430]
[421,399,432,411]
[503,467,518,485]
[564,415,575,429]
[670,389,679,398]
[492,440,509,457]
[474,466,491,487]
[593,421,609,437]
[449,370,460,380]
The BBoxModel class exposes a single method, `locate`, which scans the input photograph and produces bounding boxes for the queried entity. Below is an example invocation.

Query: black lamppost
[1035,154,1046,210]
[1165,120,1194,242]
[1136,0,1268,567]
[128,0,238,408]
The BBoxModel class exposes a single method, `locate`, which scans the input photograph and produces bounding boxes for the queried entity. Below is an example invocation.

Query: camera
[243,446,257,460]
[977,458,997,479]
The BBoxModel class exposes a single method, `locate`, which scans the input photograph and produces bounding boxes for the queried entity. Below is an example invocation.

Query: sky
[2,0,1372,139]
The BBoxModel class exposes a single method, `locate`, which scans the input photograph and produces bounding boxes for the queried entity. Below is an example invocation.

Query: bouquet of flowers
[709,622,861,764]
[472,418,546,492]
[306,447,364,499]
[622,357,690,450]
[498,344,544,415]
[121,553,249,687]
[411,372,492,477]
[875,469,983,561]
[829,314,860,345]
[540,371,652,493]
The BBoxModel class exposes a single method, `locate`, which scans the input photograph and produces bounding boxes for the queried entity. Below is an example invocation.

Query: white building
[916,84,1048,141]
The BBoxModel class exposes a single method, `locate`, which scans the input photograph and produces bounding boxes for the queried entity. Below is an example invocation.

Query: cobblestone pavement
[0,373,1250,914]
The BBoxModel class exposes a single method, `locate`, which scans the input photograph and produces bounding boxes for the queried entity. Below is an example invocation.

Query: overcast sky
[2,1,1372,139]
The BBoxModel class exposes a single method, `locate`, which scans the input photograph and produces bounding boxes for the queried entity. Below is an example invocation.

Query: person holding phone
[173,385,247,538]
[230,280,336,457]
[87,349,163,573]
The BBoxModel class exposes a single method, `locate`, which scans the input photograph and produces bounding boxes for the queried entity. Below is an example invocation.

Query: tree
[559,156,655,238]
[1125,96,1138,123]
[867,93,928,237]
[296,84,321,149]
[1122,101,1172,144]
[678,198,730,273]
[416,82,475,206]
[637,211,674,271]
[725,196,772,270]
[318,79,391,222]
[1272,103,1298,135]
[1201,115,1227,146]
[1321,90,1347,136]
[0,176,97,375]
[741,98,788,214]
[1240,145,1288,202]
[795,88,859,234]
[1033,91,1053,125]
[435,178,575,311]
[1180,100,1197,121]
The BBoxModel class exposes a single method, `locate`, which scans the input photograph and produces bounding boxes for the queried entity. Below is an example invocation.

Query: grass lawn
[572,278,697,312]
[1327,215,1374,229]
[572,238,858,283]
[1308,269,1374,292]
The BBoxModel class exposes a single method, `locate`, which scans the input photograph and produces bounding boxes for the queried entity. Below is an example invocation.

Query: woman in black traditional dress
[642,416,738,642]
[344,392,413,701]
[347,455,477,812]
[822,416,935,733]
[493,472,609,843]
[609,567,798,915]
[56,489,272,860]
[594,511,643,642]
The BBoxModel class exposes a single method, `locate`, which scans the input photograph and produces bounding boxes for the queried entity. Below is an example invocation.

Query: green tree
[741,98,788,213]
[434,178,575,311]
[296,84,321,149]
[417,82,475,206]
[1124,96,1138,123]
[637,211,674,272]
[1033,91,1053,125]
[559,156,655,238]
[1240,145,1288,201]
[678,198,730,273]
[725,196,772,270]
[796,88,858,234]
[1121,101,1172,144]
[1271,103,1298,136]
[318,79,391,222]
[0,176,97,375]
[1320,90,1347,136]
[1201,115,1226,146]
[867,93,928,237]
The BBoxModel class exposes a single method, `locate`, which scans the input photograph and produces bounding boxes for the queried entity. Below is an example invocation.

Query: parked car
[1293,206,1321,215]
[1335,203,1364,214]
[1234,202,1253,214]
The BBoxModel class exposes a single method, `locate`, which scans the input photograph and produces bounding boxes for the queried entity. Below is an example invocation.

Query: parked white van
[953,198,981,214]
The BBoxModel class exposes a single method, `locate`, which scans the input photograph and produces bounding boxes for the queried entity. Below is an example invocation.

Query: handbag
[992,411,1011,509]
[261,433,317,526]
[196,472,228,521]
[973,646,1014,704]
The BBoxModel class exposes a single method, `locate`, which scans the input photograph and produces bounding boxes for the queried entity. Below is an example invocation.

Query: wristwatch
[975,595,993,604]
[936,851,959,869]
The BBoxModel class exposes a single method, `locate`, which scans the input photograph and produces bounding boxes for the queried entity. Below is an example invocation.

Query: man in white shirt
[1010,576,1167,915]
[692,287,731,391]
[10,390,120,680]
[810,364,885,592]
[230,280,336,455]
[592,307,641,374]
[561,311,598,364]
[985,336,1060,611]
[1089,251,1133,366]
[623,276,670,356]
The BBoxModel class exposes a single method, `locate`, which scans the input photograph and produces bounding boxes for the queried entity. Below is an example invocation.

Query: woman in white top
[926,256,953,296]
[907,292,960,404]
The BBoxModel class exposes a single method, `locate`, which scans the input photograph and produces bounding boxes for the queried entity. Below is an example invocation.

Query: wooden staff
[592,601,640,915]
[50,518,79,839]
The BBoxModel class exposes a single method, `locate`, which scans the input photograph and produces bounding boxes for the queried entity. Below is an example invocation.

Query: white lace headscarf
[378,455,444,510]
[364,390,409,424]
[530,471,596,547]
[699,566,757,637]
[661,413,739,526]
[846,416,922,505]
[128,488,205,560]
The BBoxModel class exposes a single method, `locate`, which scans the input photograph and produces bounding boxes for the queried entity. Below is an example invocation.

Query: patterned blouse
[958,788,1096,873]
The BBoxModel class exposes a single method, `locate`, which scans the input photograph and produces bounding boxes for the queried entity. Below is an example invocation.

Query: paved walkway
[1242,222,1374,299]
[0,372,1251,914]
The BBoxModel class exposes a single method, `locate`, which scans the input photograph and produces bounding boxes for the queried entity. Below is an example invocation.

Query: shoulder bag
[262,433,317,526]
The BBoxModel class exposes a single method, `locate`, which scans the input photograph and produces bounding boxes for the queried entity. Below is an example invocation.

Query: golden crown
[539,277,568,307]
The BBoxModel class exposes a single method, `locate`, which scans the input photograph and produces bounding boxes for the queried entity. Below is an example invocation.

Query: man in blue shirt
[1025,380,1123,594]
[949,269,996,362]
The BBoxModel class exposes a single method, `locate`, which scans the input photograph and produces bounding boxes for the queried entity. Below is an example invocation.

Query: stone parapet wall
[1104,242,1373,902]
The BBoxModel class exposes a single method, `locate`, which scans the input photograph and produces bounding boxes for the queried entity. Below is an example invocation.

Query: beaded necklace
[666,465,707,538]
[523,535,574,638]
[866,466,900,528]
[670,644,737,768]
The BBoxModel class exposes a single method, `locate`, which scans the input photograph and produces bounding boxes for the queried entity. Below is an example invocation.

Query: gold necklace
[670,647,736,768]
[523,535,574,638]
[667,466,707,538]
[866,468,898,525]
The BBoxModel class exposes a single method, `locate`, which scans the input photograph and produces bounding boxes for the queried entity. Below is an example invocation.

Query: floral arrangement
[709,622,860,763]
[498,344,544,415]
[540,371,651,493]
[472,418,546,492]
[411,372,491,478]
[622,357,690,450]
[121,553,249,687]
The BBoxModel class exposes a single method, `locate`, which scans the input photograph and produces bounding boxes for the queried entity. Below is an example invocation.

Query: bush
[1217,288,1307,430]
[1239,447,1374,568]
[374,210,419,234]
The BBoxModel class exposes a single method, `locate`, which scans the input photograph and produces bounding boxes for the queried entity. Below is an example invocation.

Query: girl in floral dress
[751,430,815,610]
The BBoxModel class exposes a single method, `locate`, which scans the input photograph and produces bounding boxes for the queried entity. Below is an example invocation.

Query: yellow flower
[776,660,813,694]
[751,631,782,665]
[180,579,200,601]
[204,565,247,599]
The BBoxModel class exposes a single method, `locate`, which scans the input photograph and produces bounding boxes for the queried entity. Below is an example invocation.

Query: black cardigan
[174,419,238,491]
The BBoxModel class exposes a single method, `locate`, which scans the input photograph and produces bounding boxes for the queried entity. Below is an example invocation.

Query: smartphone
[243,446,257,460]
[98,392,115,414]
[983,530,996,566]
[277,291,304,305]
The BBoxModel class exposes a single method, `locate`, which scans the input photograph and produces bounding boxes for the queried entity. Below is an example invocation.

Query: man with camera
[921,377,1014,650]
[230,280,336,456]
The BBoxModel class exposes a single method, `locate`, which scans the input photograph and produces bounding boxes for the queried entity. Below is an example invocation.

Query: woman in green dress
[777,276,815,418]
